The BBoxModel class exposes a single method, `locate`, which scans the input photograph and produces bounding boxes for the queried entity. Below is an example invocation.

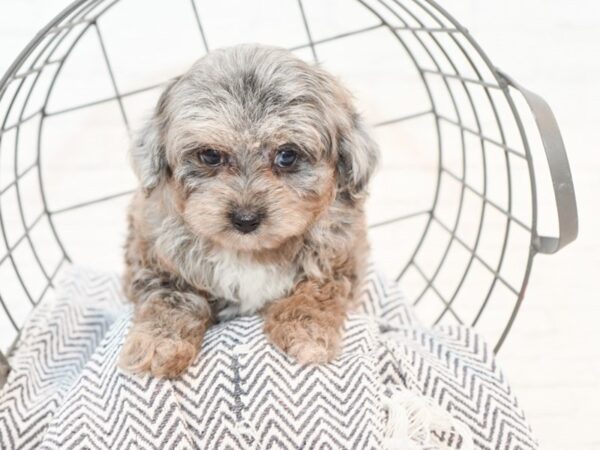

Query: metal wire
[372,0,483,332]
[0,0,576,352]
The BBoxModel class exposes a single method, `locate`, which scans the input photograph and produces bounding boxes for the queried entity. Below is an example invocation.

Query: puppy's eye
[199,148,223,166]
[274,145,298,169]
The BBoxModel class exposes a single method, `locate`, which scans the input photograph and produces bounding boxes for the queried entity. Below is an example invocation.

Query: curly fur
[119,44,379,378]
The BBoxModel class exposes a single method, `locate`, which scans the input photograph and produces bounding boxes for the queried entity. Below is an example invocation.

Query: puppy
[119,44,379,378]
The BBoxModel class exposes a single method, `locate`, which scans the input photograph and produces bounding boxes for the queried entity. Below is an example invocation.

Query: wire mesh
[0,0,565,353]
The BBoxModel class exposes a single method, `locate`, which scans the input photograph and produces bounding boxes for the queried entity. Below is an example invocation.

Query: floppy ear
[336,114,379,200]
[130,78,178,194]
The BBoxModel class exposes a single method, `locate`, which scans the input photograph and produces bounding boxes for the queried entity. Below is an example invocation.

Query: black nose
[231,210,261,233]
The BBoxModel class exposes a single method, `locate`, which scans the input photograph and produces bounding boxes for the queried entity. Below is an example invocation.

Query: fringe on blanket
[383,390,474,450]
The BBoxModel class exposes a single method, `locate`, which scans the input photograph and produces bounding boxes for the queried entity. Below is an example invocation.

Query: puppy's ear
[130,78,178,194]
[336,114,379,200]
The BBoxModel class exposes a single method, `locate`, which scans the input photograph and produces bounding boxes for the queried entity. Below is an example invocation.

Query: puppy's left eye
[274,145,298,169]
[199,148,223,166]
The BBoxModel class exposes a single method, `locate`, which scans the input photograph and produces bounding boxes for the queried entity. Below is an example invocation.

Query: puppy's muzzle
[230,209,262,234]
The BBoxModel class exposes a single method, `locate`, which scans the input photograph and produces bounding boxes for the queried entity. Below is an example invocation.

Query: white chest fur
[205,249,296,318]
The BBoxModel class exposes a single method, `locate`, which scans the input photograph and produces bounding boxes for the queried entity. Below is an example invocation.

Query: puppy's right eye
[199,149,223,166]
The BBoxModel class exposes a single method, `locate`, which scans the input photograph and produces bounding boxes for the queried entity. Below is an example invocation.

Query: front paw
[119,324,198,378]
[264,315,341,364]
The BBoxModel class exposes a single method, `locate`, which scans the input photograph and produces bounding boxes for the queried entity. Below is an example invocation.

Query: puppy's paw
[264,316,341,364]
[119,326,198,378]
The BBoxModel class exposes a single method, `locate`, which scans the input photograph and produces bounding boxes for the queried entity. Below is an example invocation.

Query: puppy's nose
[230,209,261,233]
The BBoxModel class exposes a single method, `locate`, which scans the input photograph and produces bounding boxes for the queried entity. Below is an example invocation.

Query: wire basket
[0,0,578,353]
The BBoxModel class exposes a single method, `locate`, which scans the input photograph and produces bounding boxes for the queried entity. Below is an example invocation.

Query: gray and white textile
[0,266,537,449]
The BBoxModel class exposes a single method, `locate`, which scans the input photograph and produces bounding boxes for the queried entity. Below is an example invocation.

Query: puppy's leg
[119,271,211,378]
[263,279,350,364]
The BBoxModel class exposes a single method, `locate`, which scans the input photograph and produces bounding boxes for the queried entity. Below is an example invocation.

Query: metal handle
[498,71,578,254]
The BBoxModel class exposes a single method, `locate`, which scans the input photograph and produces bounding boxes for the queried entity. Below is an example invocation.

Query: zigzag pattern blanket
[0,266,537,449]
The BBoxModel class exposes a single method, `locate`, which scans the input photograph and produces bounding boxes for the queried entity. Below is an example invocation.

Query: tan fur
[119,44,378,378]
[119,295,211,378]
[263,279,350,363]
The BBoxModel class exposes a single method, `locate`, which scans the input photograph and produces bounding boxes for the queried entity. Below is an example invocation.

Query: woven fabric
[0,265,536,449]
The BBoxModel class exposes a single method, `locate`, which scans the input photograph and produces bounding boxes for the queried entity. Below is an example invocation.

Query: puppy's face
[132,45,378,252]
[175,134,335,252]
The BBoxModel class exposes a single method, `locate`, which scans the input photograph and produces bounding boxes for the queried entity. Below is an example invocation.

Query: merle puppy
[119,44,379,378]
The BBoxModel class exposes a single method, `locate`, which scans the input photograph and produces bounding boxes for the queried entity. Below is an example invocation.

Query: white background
[1,1,599,448]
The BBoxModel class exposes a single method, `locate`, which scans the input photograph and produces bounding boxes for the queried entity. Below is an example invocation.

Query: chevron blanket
[0,265,537,449]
